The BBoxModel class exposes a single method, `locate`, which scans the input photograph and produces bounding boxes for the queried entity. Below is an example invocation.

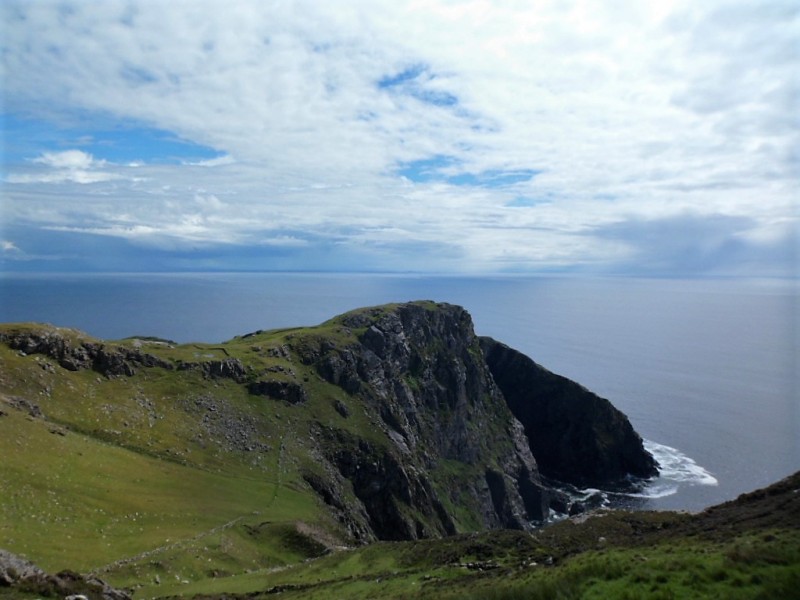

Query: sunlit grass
[0,408,317,583]
[2,319,798,600]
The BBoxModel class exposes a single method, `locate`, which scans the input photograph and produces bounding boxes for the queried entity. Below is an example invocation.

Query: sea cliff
[0,301,657,545]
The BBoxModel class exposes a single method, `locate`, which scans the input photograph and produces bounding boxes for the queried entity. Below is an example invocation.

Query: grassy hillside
[0,394,327,581]
[0,320,371,590]
[1,313,798,599]
[137,472,800,599]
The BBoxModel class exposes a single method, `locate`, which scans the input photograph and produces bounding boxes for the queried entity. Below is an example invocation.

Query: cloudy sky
[2,0,797,275]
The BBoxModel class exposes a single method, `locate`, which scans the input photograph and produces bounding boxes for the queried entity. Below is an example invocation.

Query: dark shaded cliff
[480,337,658,488]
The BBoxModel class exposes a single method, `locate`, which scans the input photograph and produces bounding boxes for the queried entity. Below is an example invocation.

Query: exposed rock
[186,394,271,455]
[301,466,376,544]
[315,426,458,540]
[0,549,130,600]
[0,394,43,418]
[333,399,350,418]
[0,328,172,378]
[480,337,658,488]
[294,302,553,538]
[0,548,44,585]
[248,379,307,404]
[177,358,248,382]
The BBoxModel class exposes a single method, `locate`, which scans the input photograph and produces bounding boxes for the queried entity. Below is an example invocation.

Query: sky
[1,0,798,276]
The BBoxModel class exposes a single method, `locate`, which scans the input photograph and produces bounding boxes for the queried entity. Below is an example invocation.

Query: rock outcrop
[0,549,130,600]
[0,327,172,377]
[177,357,249,382]
[480,337,658,488]
[292,302,553,539]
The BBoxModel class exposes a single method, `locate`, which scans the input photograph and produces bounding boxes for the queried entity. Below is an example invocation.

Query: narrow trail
[271,436,286,506]
[93,514,250,574]
[93,433,287,576]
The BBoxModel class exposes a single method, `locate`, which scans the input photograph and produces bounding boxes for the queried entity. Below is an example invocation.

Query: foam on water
[542,440,719,521]
[624,481,679,500]
[640,440,718,499]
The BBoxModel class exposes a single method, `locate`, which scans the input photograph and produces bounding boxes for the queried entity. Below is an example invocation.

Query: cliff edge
[481,336,658,488]
[0,301,657,548]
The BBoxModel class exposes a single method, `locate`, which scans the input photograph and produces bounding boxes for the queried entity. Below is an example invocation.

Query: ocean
[1,272,797,513]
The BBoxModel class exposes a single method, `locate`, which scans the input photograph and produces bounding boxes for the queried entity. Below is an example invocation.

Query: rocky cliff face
[291,302,552,539]
[480,337,658,488]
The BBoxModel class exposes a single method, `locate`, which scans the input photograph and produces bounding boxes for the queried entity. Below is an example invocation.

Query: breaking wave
[634,440,718,499]
[541,439,719,523]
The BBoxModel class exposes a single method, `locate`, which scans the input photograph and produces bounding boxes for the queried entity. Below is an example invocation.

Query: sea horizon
[1,271,798,515]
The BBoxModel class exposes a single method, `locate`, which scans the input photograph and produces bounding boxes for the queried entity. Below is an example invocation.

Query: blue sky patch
[378,64,427,89]
[82,126,224,164]
[2,113,224,165]
[413,89,458,107]
[398,155,540,187]
[378,64,459,108]
[397,155,460,182]
[505,197,538,207]
[448,169,540,186]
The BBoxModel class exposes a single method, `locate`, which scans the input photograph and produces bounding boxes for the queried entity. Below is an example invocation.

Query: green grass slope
[2,317,798,600]
[0,321,371,592]
[153,473,800,599]
[0,403,322,586]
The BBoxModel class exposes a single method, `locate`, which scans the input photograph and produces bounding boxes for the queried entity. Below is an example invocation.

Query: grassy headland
[0,307,797,599]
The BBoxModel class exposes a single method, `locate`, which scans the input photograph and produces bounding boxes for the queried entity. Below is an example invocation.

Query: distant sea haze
[2,272,797,511]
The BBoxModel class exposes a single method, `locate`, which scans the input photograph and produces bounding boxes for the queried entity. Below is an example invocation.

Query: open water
[1,272,797,512]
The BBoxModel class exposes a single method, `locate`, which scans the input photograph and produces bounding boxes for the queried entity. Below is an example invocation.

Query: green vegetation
[0,407,320,582]
[1,313,798,599]
[0,321,356,593]
[134,525,800,599]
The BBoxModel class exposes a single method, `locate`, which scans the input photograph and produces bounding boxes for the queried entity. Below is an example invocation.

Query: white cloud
[1,0,798,273]
[184,155,236,167]
[32,149,100,170]
[258,235,310,248]
[7,149,133,184]
[6,170,124,184]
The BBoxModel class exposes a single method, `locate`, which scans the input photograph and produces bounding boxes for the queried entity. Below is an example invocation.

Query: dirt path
[93,514,251,574]
[94,434,287,576]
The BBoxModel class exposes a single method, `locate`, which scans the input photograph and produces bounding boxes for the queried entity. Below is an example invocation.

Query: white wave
[541,440,718,513]
[644,440,719,487]
[625,481,678,499]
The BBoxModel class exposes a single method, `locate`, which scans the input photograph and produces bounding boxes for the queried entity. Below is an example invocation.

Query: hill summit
[0,301,657,587]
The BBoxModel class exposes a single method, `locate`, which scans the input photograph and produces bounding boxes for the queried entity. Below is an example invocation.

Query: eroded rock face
[293,302,553,538]
[247,379,307,404]
[0,329,172,377]
[314,427,457,540]
[177,358,249,382]
[480,337,659,488]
